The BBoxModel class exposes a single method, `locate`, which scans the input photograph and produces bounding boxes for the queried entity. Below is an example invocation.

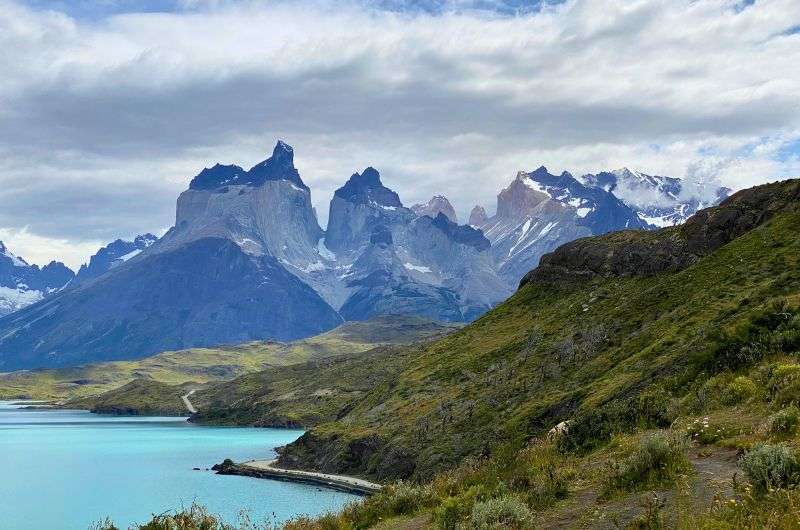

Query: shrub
[381,481,435,515]
[560,395,677,453]
[114,504,237,530]
[720,376,758,406]
[739,443,800,494]
[766,406,800,436]
[769,364,800,406]
[506,441,572,509]
[604,432,691,494]
[434,496,467,530]
[468,495,532,529]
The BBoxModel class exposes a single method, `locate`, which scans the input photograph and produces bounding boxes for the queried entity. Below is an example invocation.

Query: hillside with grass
[0,316,457,402]
[225,179,799,529]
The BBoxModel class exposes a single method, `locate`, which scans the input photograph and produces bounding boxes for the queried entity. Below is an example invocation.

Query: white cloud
[0,0,798,265]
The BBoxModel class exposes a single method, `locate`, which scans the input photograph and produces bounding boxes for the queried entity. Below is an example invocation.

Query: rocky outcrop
[189,141,307,192]
[521,179,800,287]
[411,195,458,223]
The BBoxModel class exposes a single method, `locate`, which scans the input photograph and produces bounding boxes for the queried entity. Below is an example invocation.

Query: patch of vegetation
[684,489,800,529]
[766,406,800,437]
[739,443,800,494]
[92,503,274,530]
[67,379,195,416]
[468,495,532,529]
[603,432,691,495]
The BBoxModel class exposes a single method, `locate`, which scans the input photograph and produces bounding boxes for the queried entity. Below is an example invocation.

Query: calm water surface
[0,402,358,529]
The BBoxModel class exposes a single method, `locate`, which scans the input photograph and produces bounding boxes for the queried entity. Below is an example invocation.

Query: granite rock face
[0,143,342,369]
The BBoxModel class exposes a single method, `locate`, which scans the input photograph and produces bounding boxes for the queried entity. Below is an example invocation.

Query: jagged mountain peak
[0,241,74,317]
[189,164,247,191]
[188,141,307,192]
[580,167,729,227]
[411,195,458,223]
[75,233,160,283]
[0,241,29,268]
[335,167,403,208]
[248,140,307,191]
[469,205,488,227]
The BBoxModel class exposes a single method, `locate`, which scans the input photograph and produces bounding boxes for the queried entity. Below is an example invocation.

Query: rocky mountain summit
[580,167,731,227]
[0,242,74,316]
[471,167,648,284]
[75,234,157,283]
[471,165,730,284]
[411,195,458,223]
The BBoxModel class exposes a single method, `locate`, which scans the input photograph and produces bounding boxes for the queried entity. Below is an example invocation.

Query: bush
[561,394,678,454]
[766,406,800,436]
[434,496,466,530]
[739,443,800,494]
[381,481,435,515]
[769,364,800,406]
[113,504,236,530]
[720,376,758,406]
[604,432,691,494]
[506,442,572,509]
[468,495,532,529]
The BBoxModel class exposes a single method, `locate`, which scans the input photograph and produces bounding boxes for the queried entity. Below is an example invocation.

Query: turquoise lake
[0,402,358,529]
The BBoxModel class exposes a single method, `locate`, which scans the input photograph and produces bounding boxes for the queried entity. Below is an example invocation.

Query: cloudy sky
[1,0,798,269]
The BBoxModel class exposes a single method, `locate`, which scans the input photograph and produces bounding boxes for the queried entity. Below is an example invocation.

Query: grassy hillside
[191,344,423,427]
[67,379,197,416]
[0,316,458,401]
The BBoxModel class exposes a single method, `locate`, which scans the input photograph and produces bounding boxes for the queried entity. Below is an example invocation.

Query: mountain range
[0,242,73,317]
[0,142,730,369]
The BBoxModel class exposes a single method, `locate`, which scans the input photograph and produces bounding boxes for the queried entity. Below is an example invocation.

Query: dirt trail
[181,389,197,414]
[532,446,741,529]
